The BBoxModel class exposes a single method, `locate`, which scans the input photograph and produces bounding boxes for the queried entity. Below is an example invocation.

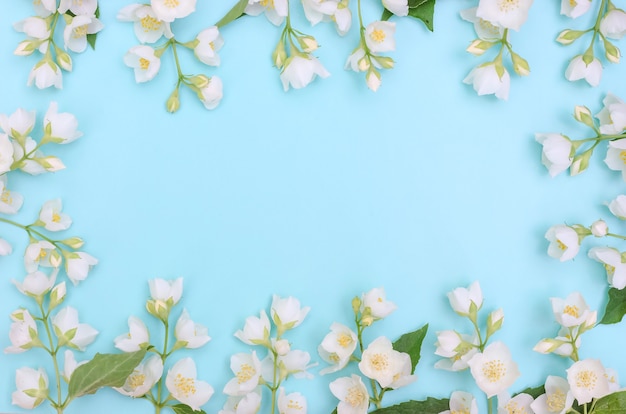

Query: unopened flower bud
[556,29,586,45]
[298,35,318,53]
[273,41,287,69]
[56,51,73,72]
[166,88,180,113]
[14,40,37,56]
[591,220,608,237]
[61,237,84,249]
[189,75,209,89]
[273,339,291,356]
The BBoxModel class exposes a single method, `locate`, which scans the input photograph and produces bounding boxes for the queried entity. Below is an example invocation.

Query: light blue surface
[1,1,625,413]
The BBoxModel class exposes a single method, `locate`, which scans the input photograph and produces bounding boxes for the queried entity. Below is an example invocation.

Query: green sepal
[573,105,595,128]
[68,349,147,398]
[172,404,207,414]
[468,300,479,323]
[369,398,450,414]
[556,29,586,45]
[571,224,591,241]
[582,51,595,65]
[511,52,530,76]
[392,324,428,374]
[604,38,620,64]
[215,0,249,28]
[570,147,594,175]
[600,288,626,324]
[593,390,626,412]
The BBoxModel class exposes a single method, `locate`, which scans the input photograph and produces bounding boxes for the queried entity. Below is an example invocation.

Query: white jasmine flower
[467,341,520,398]
[11,367,48,409]
[497,392,533,414]
[5,309,39,353]
[124,45,161,83]
[223,352,262,396]
[114,316,150,352]
[545,225,580,261]
[605,139,626,180]
[345,47,368,72]
[0,176,23,214]
[366,70,382,92]
[365,21,395,53]
[605,367,620,392]
[13,270,57,300]
[58,0,97,15]
[245,0,288,26]
[65,252,98,285]
[52,306,98,351]
[361,287,397,320]
[270,295,310,332]
[234,310,271,345]
[220,391,262,414]
[441,391,478,414]
[0,238,12,255]
[151,0,196,22]
[166,358,213,410]
[318,322,358,374]
[596,93,626,135]
[33,0,57,17]
[590,220,608,237]
[43,102,83,144]
[476,0,534,31]
[460,7,504,40]
[39,199,72,231]
[264,350,315,381]
[118,4,173,44]
[530,376,573,414]
[464,63,510,100]
[24,241,59,273]
[149,277,183,304]
[329,375,369,414]
[565,55,602,87]
[278,388,307,414]
[0,107,36,139]
[28,60,63,89]
[600,9,626,39]
[535,133,573,177]
[199,76,223,110]
[608,194,626,220]
[566,359,610,404]
[14,17,50,42]
[382,0,407,16]
[302,0,337,25]
[588,247,626,289]
[533,327,582,358]
[561,0,591,19]
[175,308,210,349]
[280,55,330,91]
[551,292,593,328]
[434,330,479,371]
[273,338,291,356]
[358,336,416,389]
[11,137,46,175]
[63,15,104,53]
[194,26,223,66]
[332,4,352,35]
[114,355,164,397]
[0,134,13,175]
[447,281,483,316]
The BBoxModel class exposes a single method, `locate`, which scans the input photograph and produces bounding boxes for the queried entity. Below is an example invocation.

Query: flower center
[164,0,180,8]
[547,389,566,412]
[346,386,365,406]
[569,0,578,6]
[73,25,87,38]
[504,400,528,414]
[498,0,519,12]
[140,15,161,32]
[260,0,275,9]
[576,370,597,390]
[478,18,500,36]
[370,353,389,371]
[620,150,626,164]
[287,399,304,410]
[337,333,353,348]
[563,305,579,318]
[236,363,256,384]
[605,264,616,276]
[52,213,61,223]
[482,359,506,382]
[328,353,340,363]
[139,58,151,70]
[174,373,196,397]
[128,372,146,389]
[39,248,48,259]
[451,410,470,414]
[1,190,12,204]
[370,29,386,43]
[556,239,567,251]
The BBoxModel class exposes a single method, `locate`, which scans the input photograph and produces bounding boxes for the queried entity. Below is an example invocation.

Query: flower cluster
[114,278,214,412]
[13,0,103,89]
[320,287,422,413]
[558,0,626,87]
[461,0,533,100]
[119,1,223,112]
[435,282,526,413]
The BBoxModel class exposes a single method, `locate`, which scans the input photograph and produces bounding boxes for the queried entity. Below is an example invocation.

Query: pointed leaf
[215,0,249,28]
[514,385,545,399]
[594,391,626,413]
[68,349,147,398]
[392,324,428,374]
[370,398,449,414]
[600,288,626,324]
[408,0,435,31]
[172,404,207,414]
[87,34,97,50]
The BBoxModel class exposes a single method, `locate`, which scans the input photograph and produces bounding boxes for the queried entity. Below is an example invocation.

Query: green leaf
[370,398,449,414]
[408,0,435,32]
[392,324,428,374]
[171,403,207,414]
[68,349,147,398]
[514,385,544,399]
[331,409,338,414]
[381,9,393,21]
[87,33,97,50]
[593,391,626,413]
[215,0,249,28]
[600,288,626,324]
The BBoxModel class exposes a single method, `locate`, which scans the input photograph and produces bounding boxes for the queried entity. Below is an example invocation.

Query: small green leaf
[381,9,393,21]
[514,385,545,399]
[392,324,428,374]
[331,409,338,414]
[370,398,449,414]
[171,403,207,414]
[215,0,249,28]
[593,390,626,412]
[600,288,626,325]
[87,34,97,50]
[68,349,147,398]
[408,0,435,32]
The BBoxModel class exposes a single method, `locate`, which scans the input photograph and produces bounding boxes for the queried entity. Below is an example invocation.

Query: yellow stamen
[128,372,146,390]
[337,333,353,348]
[164,0,180,7]
[620,150,626,164]
[73,25,87,38]
[482,359,506,383]
[498,0,520,12]
[563,305,580,318]
[140,15,161,32]
[174,373,196,397]
[236,363,256,384]
[370,353,389,371]
[547,389,565,412]
[139,58,150,70]
[346,386,365,407]
[576,370,598,390]
[370,29,386,43]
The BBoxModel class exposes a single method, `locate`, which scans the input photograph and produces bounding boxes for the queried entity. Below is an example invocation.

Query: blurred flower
[234,310,271,346]
[58,0,98,15]
[5,309,40,353]
[65,252,98,285]
[270,295,310,333]
[0,176,23,214]
[39,199,72,231]
[278,388,307,414]
[383,0,408,16]
[530,376,574,414]
[600,8,626,40]
[358,336,416,389]
[13,270,57,301]
[24,241,60,273]
[318,322,357,374]
[302,0,337,25]
[175,308,210,349]
[246,0,288,26]
[551,292,593,328]
[117,4,173,43]
[0,238,12,255]
[365,21,396,53]
[590,220,608,237]
[219,391,262,414]
[440,391,478,414]
[223,352,262,396]
[52,306,98,350]
[151,0,197,22]
[596,93,626,135]
[497,392,534,414]
[63,15,104,53]
[460,7,504,40]
[609,194,626,220]
[447,281,483,316]
[434,330,479,371]
[43,102,83,144]
[28,60,63,89]
[198,76,223,110]
[0,107,36,138]
[194,26,223,66]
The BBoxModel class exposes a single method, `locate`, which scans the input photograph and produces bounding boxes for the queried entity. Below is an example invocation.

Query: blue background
[1,0,626,413]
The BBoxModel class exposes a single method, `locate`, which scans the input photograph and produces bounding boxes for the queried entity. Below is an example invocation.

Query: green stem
[569,327,580,362]
[271,349,279,414]
[607,232,626,240]
[155,320,170,413]
[470,318,485,351]
[487,396,493,414]
[354,317,381,408]
[0,217,62,249]
[575,132,626,144]
[170,40,184,87]
[39,302,65,413]
[586,0,608,53]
